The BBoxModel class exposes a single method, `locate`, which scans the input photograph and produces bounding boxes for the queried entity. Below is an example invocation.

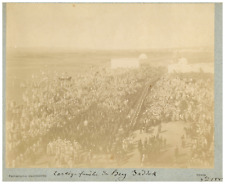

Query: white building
[168,57,214,73]
[111,58,140,69]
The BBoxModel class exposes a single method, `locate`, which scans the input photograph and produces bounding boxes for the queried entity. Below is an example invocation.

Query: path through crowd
[123,121,192,168]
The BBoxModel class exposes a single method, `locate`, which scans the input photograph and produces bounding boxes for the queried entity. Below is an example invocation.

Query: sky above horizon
[6,3,214,50]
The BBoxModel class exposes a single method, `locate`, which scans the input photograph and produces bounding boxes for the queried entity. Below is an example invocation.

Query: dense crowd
[141,73,213,124]
[9,138,44,168]
[6,62,214,168]
[6,65,165,167]
[46,138,83,167]
[139,73,214,167]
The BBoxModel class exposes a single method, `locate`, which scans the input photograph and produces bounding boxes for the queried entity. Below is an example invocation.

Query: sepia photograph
[3,2,221,180]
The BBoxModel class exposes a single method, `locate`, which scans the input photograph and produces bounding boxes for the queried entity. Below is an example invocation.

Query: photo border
[2,2,223,181]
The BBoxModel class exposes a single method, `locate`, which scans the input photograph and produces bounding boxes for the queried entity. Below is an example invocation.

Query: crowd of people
[6,65,165,167]
[138,133,167,166]
[184,121,214,167]
[46,138,84,167]
[141,73,213,124]
[8,138,43,168]
[139,72,214,167]
[6,61,214,168]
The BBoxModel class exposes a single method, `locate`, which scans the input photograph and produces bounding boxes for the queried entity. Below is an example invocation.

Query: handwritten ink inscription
[196,174,223,182]
[54,169,157,181]
[200,176,223,182]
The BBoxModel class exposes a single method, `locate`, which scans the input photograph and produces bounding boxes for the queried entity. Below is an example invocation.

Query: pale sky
[6,3,214,50]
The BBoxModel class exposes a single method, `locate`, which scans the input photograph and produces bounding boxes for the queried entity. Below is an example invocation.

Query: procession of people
[6,65,165,167]
[5,61,214,168]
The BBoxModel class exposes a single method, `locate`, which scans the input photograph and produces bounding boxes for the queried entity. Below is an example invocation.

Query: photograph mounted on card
[2,2,222,181]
